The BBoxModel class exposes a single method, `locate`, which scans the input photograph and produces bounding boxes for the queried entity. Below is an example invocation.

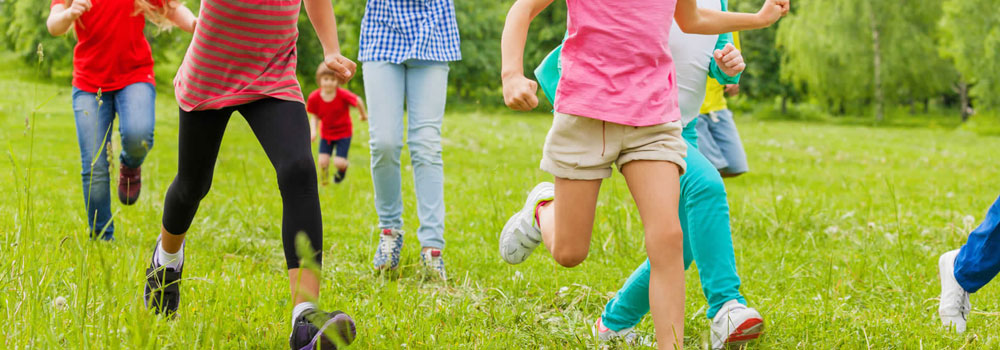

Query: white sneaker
[499,182,554,264]
[711,300,764,350]
[592,317,651,346]
[939,249,970,333]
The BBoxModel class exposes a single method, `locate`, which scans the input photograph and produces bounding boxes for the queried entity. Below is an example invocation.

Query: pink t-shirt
[554,0,680,127]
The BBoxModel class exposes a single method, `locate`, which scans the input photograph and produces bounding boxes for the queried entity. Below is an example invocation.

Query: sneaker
[289,309,357,350]
[118,164,141,205]
[320,167,330,186]
[592,317,650,346]
[144,239,182,316]
[372,229,404,270]
[939,249,970,333]
[420,249,447,281]
[499,182,554,264]
[334,169,347,184]
[710,300,764,350]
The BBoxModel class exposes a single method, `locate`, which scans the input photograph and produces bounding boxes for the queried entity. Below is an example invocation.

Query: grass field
[3,62,1000,349]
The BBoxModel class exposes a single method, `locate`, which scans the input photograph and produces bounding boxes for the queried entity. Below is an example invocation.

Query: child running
[530,0,785,347]
[939,194,1000,333]
[141,0,359,348]
[697,32,750,178]
[46,0,195,240]
[499,0,789,348]
[307,63,368,186]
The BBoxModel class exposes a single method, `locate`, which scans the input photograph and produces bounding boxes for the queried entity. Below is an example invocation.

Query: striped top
[174,0,303,112]
[358,0,461,63]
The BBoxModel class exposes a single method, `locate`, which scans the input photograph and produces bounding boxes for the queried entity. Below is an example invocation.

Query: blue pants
[696,109,748,176]
[602,120,745,331]
[72,83,156,240]
[955,194,1000,293]
[362,60,449,249]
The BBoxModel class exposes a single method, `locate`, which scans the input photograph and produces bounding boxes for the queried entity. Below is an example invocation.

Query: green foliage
[939,0,1000,111]
[0,0,76,78]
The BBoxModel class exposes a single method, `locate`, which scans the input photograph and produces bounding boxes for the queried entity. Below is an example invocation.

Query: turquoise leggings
[601,120,746,330]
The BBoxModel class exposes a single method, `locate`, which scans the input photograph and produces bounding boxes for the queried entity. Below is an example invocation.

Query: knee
[688,176,728,202]
[333,157,349,170]
[551,248,588,268]
[407,135,442,166]
[121,135,153,159]
[645,226,684,254]
[169,176,212,204]
[318,157,330,168]
[276,156,317,192]
[369,135,403,160]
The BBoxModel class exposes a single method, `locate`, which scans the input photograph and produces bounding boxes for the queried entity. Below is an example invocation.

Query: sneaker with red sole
[118,164,142,205]
[711,300,764,349]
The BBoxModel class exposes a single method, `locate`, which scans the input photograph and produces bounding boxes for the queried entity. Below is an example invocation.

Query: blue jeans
[955,194,1000,293]
[362,60,449,249]
[72,83,156,240]
[602,120,746,330]
[696,109,749,175]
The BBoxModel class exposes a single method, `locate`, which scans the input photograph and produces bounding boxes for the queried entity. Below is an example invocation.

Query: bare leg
[333,156,348,172]
[159,225,185,253]
[318,154,331,172]
[621,160,684,350]
[536,177,602,267]
[288,268,321,305]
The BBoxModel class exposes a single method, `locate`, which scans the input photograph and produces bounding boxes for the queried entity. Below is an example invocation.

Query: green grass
[3,62,1000,349]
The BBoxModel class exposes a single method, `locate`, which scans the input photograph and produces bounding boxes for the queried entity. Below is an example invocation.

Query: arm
[47,0,91,36]
[303,0,356,83]
[309,114,320,142]
[355,99,368,121]
[674,0,789,35]
[166,1,197,33]
[500,0,555,111]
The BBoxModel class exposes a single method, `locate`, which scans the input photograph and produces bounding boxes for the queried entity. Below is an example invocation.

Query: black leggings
[162,98,322,269]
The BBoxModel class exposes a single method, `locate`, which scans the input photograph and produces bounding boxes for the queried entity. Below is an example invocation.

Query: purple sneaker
[289,309,357,350]
[118,164,141,205]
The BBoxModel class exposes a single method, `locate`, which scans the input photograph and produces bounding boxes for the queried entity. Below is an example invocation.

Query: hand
[756,0,790,27]
[360,114,368,122]
[713,43,745,77]
[323,53,357,83]
[65,0,92,21]
[310,131,317,142]
[502,74,539,111]
[724,84,740,96]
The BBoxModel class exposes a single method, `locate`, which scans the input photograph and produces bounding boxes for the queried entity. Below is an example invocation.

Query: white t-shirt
[669,0,722,127]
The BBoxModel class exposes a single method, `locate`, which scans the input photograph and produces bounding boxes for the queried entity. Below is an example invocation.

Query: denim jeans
[72,82,156,240]
[601,120,746,330]
[362,60,449,249]
[955,194,1000,293]
[696,109,749,175]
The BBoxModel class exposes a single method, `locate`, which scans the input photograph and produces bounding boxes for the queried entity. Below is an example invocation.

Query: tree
[939,0,1000,114]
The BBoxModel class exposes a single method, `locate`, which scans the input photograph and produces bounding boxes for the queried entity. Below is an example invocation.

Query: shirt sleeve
[306,92,318,114]
[341,89,360,107]
[707,0,741,85]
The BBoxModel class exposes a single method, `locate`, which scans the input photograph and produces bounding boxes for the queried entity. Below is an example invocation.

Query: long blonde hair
[133,0,175,29]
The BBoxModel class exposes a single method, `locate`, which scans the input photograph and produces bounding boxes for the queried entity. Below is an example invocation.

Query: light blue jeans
[72,82,156,240]
[362,60,449,249]
[602,120,745,330]
[696,109,749,176]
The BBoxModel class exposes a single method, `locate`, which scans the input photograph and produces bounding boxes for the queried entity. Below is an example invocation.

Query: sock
[155,241,184,270]
[292,301,318,326]
[534,200,552,229]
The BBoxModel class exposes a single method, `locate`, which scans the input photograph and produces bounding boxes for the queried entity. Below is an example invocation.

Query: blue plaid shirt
[358,0,462,63]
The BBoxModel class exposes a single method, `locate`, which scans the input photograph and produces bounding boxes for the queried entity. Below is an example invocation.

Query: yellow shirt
[700,32,740,114]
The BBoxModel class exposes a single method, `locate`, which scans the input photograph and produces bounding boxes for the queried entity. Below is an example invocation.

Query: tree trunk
[869,10,884,122]
[781,95,788,115]
[924,98,929,114]
[959,80,970,122]
[909,97,916,115]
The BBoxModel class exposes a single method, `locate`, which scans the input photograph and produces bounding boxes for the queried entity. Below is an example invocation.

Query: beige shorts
[540,112,687,180]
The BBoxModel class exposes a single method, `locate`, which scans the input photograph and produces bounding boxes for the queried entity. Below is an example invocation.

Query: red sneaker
[118,164,142,205]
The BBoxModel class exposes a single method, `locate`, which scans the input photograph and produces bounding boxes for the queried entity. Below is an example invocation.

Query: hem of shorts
[617,151,688,176]
[358,54,462,65]
[178,93,304,112]
[540,159,612,180]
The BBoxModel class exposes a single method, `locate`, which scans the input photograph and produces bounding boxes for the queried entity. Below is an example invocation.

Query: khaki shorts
[540,112,687,180]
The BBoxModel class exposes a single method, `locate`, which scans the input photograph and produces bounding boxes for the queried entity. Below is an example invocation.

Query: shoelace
[378,234,400,257]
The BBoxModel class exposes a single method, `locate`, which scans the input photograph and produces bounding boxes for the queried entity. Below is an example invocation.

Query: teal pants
[601,120,746,330]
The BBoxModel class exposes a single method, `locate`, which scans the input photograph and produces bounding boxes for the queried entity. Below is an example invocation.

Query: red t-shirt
[307,88,359,140]
[51,0,160,92]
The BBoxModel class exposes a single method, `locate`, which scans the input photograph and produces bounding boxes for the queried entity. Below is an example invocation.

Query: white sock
[292,301,318,326]
[155,241,184,270]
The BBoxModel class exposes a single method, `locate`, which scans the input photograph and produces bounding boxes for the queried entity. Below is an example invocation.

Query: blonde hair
[134,0,175,29]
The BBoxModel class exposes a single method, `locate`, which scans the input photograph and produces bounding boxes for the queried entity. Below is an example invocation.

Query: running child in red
[308,63,368,185]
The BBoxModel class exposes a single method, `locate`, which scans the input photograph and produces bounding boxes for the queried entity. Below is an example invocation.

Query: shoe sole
[300,313,357,350]
[724,317,763,347]
[499,183,552,264]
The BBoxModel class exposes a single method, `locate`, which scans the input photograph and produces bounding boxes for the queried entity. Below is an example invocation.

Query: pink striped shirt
[174,0,303,112]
